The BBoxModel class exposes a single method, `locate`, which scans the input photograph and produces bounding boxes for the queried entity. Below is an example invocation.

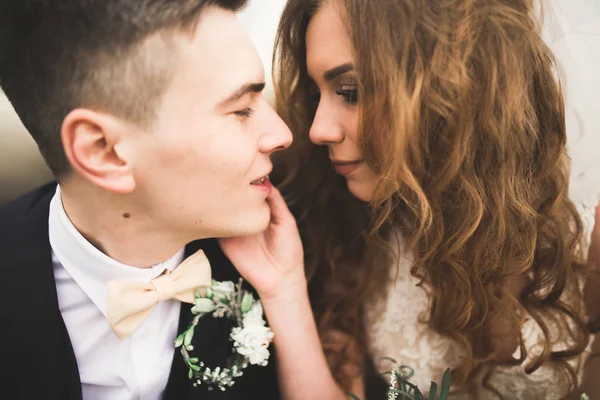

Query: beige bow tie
[107,249,212,340]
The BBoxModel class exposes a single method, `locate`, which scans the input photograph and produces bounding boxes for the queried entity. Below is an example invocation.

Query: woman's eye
[233,108,255,118]
[335,83,358,105]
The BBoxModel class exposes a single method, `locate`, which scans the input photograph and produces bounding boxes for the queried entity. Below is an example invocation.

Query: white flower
[246,346,271,366]
[388,368,399,400]
[230,323,274,366]
[242,301,266,327]
[211,281,235,302]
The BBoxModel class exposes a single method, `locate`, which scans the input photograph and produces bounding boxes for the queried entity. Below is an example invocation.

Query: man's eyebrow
[324,63,354,82]
[217,82,266,107]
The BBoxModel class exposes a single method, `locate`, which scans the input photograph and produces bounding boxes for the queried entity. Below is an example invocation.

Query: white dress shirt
[49,186,184,400]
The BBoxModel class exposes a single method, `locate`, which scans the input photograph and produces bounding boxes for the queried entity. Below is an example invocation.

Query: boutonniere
[175,278,274,392]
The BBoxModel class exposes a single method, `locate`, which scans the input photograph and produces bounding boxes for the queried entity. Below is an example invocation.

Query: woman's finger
[267,187,294,225]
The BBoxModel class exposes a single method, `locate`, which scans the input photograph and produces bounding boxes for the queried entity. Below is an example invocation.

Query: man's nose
[259,103,293,153]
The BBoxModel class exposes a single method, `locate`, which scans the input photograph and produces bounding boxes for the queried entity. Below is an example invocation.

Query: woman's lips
[332,160,363,175]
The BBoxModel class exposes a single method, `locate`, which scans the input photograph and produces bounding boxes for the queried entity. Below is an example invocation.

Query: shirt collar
[48,186,185,317]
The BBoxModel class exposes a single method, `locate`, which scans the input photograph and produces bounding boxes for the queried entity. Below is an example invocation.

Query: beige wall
[0,94,53,205]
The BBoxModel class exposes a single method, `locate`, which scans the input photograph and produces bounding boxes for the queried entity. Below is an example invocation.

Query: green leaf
[398,379,407,394]
[190,364,201,371]
[397,377,420,392]
[347,393,361,400]
[184,328,194,347]
[174,333,185,348]
[398,365,415,380]
[412,386,424,400]
[188,369,193,380]
[580,395,589,400]
[189,357,199,364]
[240,292,254,313]
[429,381,438,400]
[439,368,451,399]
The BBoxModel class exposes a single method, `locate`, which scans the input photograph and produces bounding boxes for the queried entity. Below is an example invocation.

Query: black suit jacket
[0,183,280,400]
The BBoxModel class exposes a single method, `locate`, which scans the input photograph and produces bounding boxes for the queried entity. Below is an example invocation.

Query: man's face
[128,6,292,240]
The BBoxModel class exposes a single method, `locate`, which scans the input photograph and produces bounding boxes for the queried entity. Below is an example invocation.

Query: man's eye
[234,108,255,118]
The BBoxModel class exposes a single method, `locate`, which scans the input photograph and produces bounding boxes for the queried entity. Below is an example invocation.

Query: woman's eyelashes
[335,83,358,105]
[310,83,359,106]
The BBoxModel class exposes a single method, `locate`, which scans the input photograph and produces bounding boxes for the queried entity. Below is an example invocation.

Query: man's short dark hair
[0,0,248,178]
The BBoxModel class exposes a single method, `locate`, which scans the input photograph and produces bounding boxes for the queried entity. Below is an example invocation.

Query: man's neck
[59,184,191,268]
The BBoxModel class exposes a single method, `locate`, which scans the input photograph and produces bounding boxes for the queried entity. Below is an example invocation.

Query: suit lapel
[0,183,82,399]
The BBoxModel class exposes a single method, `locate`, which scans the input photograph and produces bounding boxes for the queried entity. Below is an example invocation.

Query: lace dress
[365,227,594,399]
[365,2,600,398]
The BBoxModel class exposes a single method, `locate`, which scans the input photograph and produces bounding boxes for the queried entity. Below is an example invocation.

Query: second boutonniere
[175,278,274,392]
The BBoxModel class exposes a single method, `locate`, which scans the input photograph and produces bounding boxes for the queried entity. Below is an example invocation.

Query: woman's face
[305,1,378,202]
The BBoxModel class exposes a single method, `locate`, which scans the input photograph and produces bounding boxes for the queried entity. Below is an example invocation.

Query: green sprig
[349,362,451,400]
[350,363,591,400]
[175,278,272,392]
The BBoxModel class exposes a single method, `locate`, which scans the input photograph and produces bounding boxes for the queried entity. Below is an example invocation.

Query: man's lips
[250,174,272,194]
[251,175,270,185]
[250,167,272,185]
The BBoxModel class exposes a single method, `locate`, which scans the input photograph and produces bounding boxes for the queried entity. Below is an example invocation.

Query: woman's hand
[220,186,352,400]
[219,187,305,300]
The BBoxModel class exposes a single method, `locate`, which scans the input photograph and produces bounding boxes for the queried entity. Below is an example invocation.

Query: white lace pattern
[365,205,595,399]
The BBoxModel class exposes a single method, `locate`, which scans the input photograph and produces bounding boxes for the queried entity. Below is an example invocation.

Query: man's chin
[227,205,271,237]
[246,205,272,234]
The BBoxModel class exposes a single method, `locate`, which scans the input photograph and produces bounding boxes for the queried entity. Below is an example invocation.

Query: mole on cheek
[123,213,131,219]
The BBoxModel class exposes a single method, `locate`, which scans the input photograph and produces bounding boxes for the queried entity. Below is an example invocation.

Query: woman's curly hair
[274,0,594,396]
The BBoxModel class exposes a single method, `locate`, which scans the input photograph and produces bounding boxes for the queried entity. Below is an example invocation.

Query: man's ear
[61,109,136,194]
